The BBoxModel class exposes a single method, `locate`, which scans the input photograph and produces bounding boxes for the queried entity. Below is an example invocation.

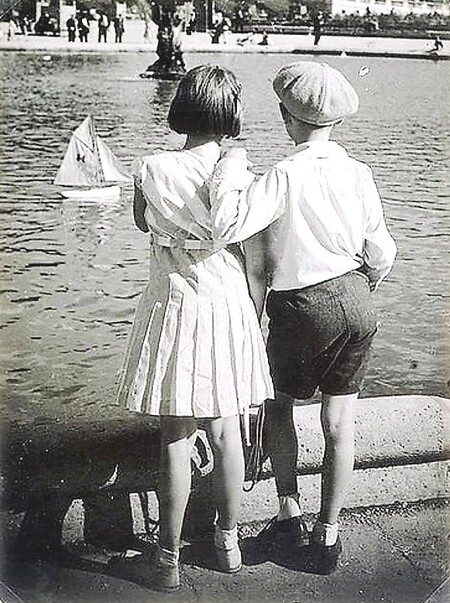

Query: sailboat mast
[88,115,104,184]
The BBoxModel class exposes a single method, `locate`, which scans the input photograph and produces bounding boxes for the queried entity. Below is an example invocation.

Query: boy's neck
[293,127,333,145]
[289,120,334,146]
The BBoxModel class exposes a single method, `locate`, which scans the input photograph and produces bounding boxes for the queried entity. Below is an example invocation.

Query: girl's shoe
[108,547,180,592]
[214,525,242,573]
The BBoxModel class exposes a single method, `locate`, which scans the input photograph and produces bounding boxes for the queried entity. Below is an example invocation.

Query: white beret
[273,61,359,126]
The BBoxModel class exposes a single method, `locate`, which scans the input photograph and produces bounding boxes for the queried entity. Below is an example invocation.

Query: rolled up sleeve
[362,168,397,289]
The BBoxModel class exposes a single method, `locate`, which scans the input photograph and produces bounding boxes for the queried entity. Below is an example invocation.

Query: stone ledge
[276,394,449,476]
[1,395,448,513]
[58,460,449,540]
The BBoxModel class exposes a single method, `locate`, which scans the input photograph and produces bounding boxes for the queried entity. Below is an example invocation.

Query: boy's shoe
[305,536,342,575]
[256,516,310,552]
[108,550,180,592]
[214,525,242,573]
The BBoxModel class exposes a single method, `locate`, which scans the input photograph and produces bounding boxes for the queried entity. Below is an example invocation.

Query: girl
[112,65,273,592]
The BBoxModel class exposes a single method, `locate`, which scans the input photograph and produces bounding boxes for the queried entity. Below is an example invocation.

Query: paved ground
[0,26,448,59]
[1,498,448,603]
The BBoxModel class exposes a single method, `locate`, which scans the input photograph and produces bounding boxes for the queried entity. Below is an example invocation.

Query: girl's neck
[183,135,223,150]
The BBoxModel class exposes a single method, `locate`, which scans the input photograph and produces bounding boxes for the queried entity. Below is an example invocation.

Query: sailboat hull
[59,185,121,199]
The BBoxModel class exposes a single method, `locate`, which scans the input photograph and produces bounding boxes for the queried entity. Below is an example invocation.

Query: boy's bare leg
[302,393,356,574]
[317,392,356,530]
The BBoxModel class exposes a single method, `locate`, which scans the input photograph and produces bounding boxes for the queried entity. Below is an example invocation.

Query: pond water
[0,51,448,413]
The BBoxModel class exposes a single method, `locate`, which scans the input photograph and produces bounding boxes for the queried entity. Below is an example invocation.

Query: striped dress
[117,141,273,422]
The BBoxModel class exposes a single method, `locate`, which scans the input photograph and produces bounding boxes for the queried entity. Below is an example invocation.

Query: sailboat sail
[54,117,99,186]
[97,137,132,183]
[54,116,131,188]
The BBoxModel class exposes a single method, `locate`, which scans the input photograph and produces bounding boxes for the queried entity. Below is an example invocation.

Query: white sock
[312,521,339,546]
[214,524,239,549]
[158,546,179,566]
[277,494,301,521]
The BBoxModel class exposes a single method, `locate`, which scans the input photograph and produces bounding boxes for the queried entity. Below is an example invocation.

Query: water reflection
[0,52,448,413]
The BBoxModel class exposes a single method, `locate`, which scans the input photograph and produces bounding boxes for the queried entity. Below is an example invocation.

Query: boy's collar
[293,140,347,158]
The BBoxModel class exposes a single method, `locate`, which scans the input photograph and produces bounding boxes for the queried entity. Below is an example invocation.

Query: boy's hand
[220,147,247,161]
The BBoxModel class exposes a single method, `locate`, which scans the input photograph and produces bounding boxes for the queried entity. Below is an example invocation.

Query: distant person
[312,11,324,46]
[78,12,90,42]
[7,18,17,40]
[222,16,232,44]
[258,31,269,46]
[234,6,245,33]
[114,14,125,43]
[34,12,50,35]
[66,15,77,42]
[432,35,443,51]
[186,10,196,35]
[209,61,397,575]
[109,65,273,592]
[210,16,224,44]
[237,31,255,46]
[98,12,110,43]
[19,14,30,35]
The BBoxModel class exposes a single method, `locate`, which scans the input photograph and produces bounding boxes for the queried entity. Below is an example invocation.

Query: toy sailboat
[54,115,132,199]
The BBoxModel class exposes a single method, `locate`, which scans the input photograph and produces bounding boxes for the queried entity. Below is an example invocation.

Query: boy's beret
[273,61,359,126]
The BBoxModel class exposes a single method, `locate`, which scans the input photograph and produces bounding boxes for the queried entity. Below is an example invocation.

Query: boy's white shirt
[210,141,397,290]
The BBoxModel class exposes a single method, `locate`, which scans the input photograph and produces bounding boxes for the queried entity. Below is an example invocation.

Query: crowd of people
[65,11,125,43]
[3,5,449,44]
[291,8,450,36]
[4,9,55,38]
[214,5,450,38]
[2,8,125,43]
[163,5,449,47]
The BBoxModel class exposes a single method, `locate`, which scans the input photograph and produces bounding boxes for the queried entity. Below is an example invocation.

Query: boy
[210,61,397,573]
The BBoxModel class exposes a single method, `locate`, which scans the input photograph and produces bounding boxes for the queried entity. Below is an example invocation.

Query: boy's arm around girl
[209,148,397,292]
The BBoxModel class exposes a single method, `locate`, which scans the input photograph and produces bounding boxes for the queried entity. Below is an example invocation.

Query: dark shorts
[266,270,378,399]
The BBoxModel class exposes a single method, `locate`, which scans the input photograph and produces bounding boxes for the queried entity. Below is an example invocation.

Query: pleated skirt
[116,245,274,418]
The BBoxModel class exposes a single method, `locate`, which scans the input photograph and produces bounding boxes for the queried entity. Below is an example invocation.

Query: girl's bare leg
[206,415,244,529]
[159,416,198,552]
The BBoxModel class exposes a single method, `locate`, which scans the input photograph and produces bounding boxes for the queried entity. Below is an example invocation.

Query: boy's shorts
[266,270,377,400]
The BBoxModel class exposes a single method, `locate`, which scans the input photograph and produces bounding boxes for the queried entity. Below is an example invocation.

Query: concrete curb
[0,30,448,59]
[279,394,449,476]
[2,395,448,514]
[128,394,450,527]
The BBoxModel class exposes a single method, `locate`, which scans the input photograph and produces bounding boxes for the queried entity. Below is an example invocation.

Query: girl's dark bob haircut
[168,64,242,138]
